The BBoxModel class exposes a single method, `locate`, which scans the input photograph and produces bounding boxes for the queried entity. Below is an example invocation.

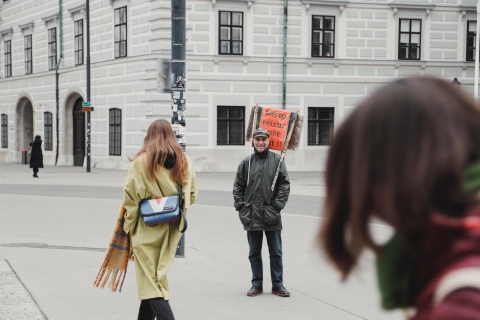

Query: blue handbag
[139,183,187,232]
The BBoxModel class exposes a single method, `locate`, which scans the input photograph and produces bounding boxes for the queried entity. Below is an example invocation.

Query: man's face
[253,136,269,153]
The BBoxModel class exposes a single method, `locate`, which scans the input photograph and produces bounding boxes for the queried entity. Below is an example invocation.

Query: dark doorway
[73,98,85,166]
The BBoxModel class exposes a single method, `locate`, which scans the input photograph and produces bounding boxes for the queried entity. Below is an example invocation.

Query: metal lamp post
[171,0,186,257]
[85,0,92,172]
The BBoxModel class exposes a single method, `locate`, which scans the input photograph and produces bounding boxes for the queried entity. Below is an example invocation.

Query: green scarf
[463,161,480,193]
[376,161,480,310]
[375,234,415,310]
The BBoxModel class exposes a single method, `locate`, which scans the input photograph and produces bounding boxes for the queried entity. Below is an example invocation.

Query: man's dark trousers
[247,230,283,287]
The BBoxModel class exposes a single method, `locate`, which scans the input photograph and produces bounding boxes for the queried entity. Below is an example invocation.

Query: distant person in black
[29,135,44,178]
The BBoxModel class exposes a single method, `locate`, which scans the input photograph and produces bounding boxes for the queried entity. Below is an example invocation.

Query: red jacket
[412,209,480,320]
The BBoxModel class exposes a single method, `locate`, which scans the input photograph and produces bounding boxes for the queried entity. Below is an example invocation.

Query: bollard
[21,149,27,164]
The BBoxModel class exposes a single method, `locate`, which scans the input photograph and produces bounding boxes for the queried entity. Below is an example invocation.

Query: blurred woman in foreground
[320,77,480,319]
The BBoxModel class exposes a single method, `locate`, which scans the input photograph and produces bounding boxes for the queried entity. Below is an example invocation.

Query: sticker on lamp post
[82,101,93,112]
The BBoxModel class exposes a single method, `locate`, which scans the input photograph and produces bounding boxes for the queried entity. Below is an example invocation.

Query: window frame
[217,106,245,146]
[218,11,244,55]
[467,20,476,62]
[109,108,122,156]
[4,40,11,78]
[44,112,53,151]
[1,114,7,148]
[114,6,128,59]
[398,18,422,61]
[74,19,84,66]
[311,15,335,58]
[24,35,33,74]
[307,107,334,146]
[48,28,57,70]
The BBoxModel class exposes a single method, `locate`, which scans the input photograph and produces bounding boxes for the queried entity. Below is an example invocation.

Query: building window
[48,28,57,70]
[398,19,421,60]
[44,112,53,151]
[308,107,334,146]
[219,11,243,55]
[74,20,84,65]
[114,6,127,58]
[312,16,335,58]
[109,108,121,156]
[24,35,33,74]
[4,40,11,78]
[1,114,7,148]
[467,20,476,62]
[217,106,245,145]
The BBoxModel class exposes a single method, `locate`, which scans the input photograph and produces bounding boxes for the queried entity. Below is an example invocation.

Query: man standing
[233,127,291,297]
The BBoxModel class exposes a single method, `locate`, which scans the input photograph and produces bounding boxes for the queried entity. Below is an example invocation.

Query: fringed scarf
[94,206,134,292]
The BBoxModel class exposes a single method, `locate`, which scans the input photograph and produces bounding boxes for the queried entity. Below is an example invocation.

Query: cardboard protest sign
[258,108,291,151]
[245,105,305,190]
[246,105,303,152]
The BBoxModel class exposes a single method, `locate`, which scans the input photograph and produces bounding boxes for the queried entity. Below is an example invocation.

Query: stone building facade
[0,0,477,171]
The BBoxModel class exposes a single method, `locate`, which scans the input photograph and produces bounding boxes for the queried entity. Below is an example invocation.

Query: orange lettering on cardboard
[259,107,291,151]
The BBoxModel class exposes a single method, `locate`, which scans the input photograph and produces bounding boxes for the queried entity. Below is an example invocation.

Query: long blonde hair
[133,119,187,185]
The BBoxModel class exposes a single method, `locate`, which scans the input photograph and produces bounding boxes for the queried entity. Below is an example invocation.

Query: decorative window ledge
[108,0,130,6]
[389,2,435,17]
[459,4,476,19]
[42,13,59,26]
[301,0,348,14]
[19,21,34,34]
[212,0,255,9]
[0,28,13,39]
[68,4,86,19]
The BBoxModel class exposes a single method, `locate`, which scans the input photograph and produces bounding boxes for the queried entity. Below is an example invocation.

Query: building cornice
[41,13,59,26]
[67,4,86,18]
[108,0,130,6]
[212,0,255,9]
[19,21,34,34]
[301,0,349,14]
[0,28,13,38]
[389,1,435,17]
[458,3,476,19]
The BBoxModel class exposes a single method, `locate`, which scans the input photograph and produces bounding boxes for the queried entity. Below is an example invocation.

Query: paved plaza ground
[0,163,403,320]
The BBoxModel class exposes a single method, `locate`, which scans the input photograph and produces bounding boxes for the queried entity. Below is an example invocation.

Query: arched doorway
[72,98,85,166]
[15,97,34,151]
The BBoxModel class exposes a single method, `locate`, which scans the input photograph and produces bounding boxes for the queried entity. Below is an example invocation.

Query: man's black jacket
[233,149,290,231]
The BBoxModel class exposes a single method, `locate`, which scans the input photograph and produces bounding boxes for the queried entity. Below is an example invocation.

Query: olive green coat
[122,153,197,300]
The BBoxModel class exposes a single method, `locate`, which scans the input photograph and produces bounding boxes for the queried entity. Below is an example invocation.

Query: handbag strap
[176,182,187,233]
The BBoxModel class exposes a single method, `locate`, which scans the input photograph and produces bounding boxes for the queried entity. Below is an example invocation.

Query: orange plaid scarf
[94,206,134,292]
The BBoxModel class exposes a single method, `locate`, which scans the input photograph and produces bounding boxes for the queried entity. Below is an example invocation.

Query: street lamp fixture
[451,77,461,88]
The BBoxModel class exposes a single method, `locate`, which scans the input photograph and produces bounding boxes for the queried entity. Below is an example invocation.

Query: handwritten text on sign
[259,108,291,151]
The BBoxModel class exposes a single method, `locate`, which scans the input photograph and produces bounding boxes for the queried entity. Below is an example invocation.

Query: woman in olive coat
[29,135,44,178]
[123,119,197,320]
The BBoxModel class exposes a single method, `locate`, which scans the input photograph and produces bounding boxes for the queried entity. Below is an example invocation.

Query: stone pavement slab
[0,260,46,320]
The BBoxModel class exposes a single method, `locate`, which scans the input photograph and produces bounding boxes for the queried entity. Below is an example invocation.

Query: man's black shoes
[272,285,290,297]
[247,285,290,297]
[247,286,263,297]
